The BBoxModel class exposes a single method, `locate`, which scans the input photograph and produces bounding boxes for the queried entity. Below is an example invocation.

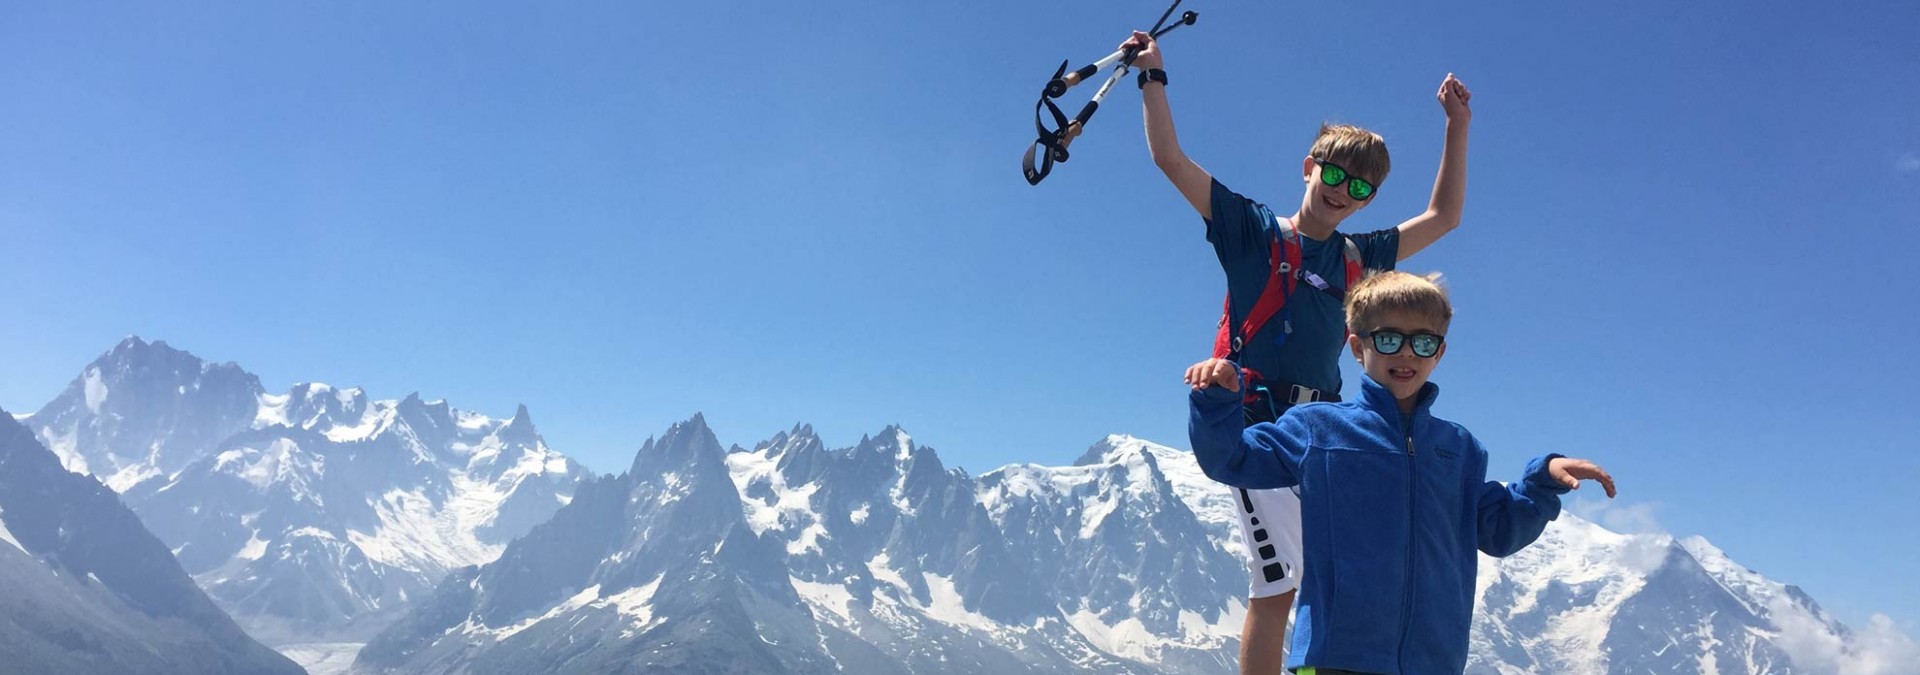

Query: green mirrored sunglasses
[1314,158,1377,201]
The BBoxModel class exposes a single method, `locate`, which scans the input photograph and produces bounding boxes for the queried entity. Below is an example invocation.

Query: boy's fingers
[1592,467,1617,498]
[1567,462,1618,498]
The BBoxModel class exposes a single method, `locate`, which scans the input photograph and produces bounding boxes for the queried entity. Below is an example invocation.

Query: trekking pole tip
[1182,10,1197,25]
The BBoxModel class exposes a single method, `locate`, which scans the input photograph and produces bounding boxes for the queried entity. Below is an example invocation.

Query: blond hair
[1345,271,1452,334]
[1310,123,1391,187]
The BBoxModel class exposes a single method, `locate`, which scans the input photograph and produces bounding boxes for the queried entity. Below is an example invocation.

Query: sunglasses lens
[1320,163,1346,187]
[1349,178,1374,201]
[1410,334,1442,357]
[1371,332,1404,355]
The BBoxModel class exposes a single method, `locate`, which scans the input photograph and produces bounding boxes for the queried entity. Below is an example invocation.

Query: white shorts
[1232,484,1304,598]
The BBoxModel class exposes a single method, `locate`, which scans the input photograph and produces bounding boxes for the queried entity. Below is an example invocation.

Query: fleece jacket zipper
[1398,414,1416,672]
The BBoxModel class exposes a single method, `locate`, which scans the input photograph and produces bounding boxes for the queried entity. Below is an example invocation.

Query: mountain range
[8,337,1912,674]
[20,337,584,648]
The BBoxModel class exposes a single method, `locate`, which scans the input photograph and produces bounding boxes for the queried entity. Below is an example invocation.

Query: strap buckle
[1287,384,1326,405]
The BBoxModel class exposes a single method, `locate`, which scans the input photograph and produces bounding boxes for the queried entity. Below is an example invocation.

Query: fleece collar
[1358,375,1441,428]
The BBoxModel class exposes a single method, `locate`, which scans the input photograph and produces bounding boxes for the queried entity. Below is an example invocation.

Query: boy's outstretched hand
[1184,358,1241,393]
[1437,73,1472,123]
[1547,457,1617,498]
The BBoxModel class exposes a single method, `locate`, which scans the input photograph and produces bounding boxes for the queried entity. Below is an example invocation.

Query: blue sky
[3,0,1916,633]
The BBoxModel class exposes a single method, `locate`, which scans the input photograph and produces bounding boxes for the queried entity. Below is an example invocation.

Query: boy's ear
[1348,333,1366,363]
[1302,156,1316,181]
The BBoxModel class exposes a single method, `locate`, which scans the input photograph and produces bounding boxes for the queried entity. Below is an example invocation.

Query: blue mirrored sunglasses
[1365,330,1444,358]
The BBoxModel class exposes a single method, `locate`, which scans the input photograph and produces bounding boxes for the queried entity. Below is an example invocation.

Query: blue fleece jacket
[1189,375,1570,675]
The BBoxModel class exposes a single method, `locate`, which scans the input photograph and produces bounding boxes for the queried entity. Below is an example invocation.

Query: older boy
[1186,271,1617,675]
[1124,28,1474,672]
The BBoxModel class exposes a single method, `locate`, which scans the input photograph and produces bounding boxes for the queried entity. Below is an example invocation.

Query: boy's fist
[1184,358,1241,392]
[1121,31,1163,71]
[1547,457,1617,498]
[1437,73,1472,122]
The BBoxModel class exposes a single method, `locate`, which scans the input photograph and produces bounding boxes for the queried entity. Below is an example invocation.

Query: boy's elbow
[1479,535,1528,558]
[1188,435,1232,481]
[1196,456,1232,484]
[1477,527,1537,558]
[1189,432,1249,487]
[1150,145,1187,171]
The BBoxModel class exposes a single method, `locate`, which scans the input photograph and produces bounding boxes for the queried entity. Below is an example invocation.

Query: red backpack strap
[1211,295,1233,358]
[1212,218,1302,362]
[1340,235,1363,287]
[1339,234,1364,340]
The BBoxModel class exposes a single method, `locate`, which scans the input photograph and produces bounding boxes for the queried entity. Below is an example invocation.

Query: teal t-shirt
[1204,178,1399,401]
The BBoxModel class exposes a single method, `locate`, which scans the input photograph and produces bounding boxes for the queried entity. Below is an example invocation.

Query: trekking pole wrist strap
[1137,68,1167,89]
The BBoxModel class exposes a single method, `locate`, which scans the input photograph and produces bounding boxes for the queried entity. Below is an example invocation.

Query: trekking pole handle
[1056,120,1086,153]
[1058,47,1133,91]
[1065,50,1135,141]
[1052,12,1196,93]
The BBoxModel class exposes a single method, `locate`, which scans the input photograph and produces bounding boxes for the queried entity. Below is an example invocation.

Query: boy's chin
[1374,373,1426,397]
[1310,204,1352,225]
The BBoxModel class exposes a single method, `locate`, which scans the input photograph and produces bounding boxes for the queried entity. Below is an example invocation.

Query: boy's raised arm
[1129,31,1213,220]
[1395,74,1472,260]
[1185,359,1308,489]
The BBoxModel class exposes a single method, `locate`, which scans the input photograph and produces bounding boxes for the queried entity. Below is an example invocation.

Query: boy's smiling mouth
[1388,366,1417,381]
[1321,195,1349,211]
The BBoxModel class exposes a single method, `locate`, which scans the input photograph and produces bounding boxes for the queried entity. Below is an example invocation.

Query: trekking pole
[1023,2,1199,185]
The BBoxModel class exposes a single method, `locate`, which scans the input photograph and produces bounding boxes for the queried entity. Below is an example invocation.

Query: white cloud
[1771,596,1920,675]
[1897,153,1920,173]
[1567,496,1664,535]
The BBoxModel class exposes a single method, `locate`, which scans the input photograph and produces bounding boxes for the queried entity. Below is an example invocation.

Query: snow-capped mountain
[1468,515,1862,674]
[730,423,1145,674]
[23,337,586,646]
[24,337,264,491]
[357,420,1911,674]
[0,406,304,675]
[355,415,842,675]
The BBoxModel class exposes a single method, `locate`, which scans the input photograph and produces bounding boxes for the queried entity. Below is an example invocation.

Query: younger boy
[1185,271,1616,675]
